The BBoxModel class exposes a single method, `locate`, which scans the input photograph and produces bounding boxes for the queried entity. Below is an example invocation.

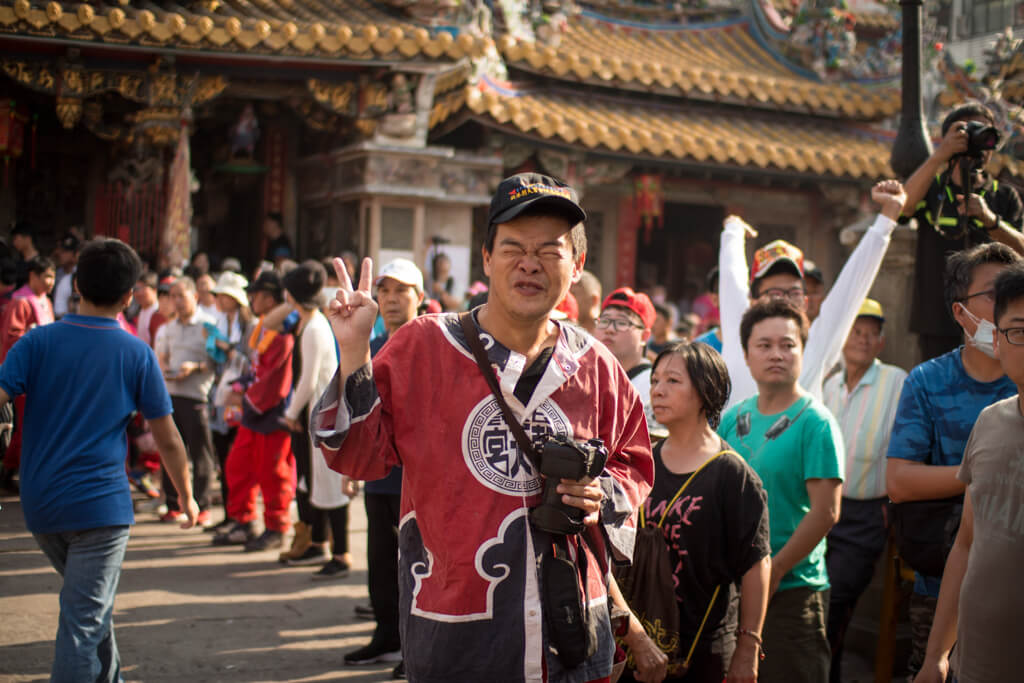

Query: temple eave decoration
[431,79,1024,183]
[0,0,489,61]
[495,19,900,118]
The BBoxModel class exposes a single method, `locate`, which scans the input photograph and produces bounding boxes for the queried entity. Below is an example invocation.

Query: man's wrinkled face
[133,283,156,308]
[842,317,884,368]
[171,282,197,318]
[482,215,583,325]
[376,277,422,331]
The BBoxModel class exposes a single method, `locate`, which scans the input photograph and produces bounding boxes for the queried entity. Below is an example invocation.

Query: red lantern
[0,100,28,186]
[0,100,27,157]
[634,174,664,242]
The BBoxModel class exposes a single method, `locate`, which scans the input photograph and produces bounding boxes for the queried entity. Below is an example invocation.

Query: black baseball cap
[247,271,283,298]
[488,173,586,227]
[58,233,80,253]
[802,259,823,284]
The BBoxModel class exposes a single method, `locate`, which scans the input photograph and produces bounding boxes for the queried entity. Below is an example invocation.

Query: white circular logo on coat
[461,395,571,496]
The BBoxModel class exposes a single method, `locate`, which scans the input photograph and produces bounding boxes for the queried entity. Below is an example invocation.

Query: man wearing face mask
[886,242,1023,678]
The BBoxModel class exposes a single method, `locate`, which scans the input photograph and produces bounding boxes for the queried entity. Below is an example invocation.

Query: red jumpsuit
[225,319,295,532]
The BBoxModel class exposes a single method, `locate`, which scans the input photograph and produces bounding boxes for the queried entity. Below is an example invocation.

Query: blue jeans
[33,525,131,683]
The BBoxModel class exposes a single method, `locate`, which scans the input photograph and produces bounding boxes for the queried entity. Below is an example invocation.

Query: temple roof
[766,0,898,31]
[498,17,900,118]
[431,78,1024,181]
[0,0,899,120]
[0,0,486,61]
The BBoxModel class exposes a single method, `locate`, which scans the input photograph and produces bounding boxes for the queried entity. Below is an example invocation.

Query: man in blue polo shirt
[0,238,196,683]
[886,242,1022,677]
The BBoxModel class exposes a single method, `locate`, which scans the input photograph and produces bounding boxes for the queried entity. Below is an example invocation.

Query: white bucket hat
[212,271,249,307]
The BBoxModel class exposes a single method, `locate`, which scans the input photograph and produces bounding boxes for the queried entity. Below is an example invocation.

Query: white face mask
[958,303,998,358]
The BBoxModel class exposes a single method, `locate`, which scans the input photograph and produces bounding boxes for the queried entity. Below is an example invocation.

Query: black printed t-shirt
[643,439,771,647]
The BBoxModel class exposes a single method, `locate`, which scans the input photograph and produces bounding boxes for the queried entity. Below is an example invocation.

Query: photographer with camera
[903,102,1024,360]
[312,173,654,683]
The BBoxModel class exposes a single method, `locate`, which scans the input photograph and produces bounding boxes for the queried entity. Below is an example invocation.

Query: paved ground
[0,492,398,683]
[1,488,894,682]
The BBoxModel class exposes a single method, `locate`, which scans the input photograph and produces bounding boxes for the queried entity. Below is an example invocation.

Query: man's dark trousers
[163,395,215,512]
[825,496,889,683]
[365,492,401,648]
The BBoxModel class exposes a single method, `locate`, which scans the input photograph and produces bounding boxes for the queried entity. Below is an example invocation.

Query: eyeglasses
[760,287,805,303]
[960,289,995,304]
[596,317,644,333]
[999,327,1024,345]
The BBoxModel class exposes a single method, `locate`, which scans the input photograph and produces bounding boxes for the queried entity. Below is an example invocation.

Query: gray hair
[172,276,196,293]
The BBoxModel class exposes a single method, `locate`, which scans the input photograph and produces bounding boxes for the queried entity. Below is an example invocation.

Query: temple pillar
[296,142,500,295]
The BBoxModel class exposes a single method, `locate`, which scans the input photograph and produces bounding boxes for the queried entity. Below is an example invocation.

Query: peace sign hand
[328,256,377,375]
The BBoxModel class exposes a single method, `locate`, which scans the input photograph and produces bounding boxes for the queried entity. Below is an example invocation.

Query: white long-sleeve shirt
[719,214,897,409]
[288,310,345,509]
[287,310,338,423]
[53,272,73,319]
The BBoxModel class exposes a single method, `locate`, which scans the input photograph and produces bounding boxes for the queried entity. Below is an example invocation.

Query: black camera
[962,121,1000,159]
[530,435,608,536]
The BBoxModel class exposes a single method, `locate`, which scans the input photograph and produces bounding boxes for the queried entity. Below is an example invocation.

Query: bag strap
[458,312,541,470]
[639,445,733,667]
[460,312,607,574]
[683,584,722,668]
[646,449,734,529]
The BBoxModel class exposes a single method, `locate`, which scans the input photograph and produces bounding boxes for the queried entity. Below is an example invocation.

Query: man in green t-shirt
[719,299,845,683]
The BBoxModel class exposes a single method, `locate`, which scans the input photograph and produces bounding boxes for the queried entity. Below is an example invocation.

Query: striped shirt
[823,359,907,500]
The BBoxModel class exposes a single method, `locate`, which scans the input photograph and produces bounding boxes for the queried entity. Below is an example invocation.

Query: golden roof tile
[0,0,487,61]
[499,17,898,118]
[455,83,897,179]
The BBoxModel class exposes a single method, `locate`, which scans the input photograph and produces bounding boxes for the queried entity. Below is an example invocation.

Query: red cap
[601,287,656,331]
[552,291,579,322]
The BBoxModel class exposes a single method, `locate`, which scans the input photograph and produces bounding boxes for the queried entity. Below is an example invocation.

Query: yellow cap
[858,298,884,321]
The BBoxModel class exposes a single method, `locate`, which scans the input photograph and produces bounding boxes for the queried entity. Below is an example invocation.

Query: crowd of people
[1,103,1023,683]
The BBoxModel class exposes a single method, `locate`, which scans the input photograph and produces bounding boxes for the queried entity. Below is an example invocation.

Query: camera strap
[459,312,542,470]
[460,313,611,668]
